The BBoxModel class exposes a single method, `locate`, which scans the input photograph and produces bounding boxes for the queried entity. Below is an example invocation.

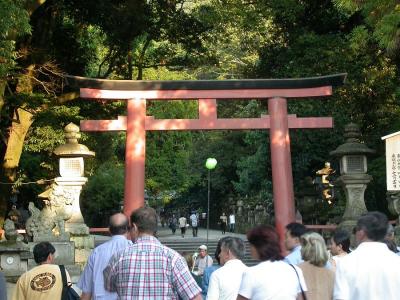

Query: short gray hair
[300,232,328,267]
[220,236,246,259]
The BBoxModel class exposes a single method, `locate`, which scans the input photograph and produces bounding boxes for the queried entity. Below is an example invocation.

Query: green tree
[334,0,400,58]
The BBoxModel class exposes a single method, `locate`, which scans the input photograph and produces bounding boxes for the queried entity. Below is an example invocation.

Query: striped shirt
[104,235,201,300]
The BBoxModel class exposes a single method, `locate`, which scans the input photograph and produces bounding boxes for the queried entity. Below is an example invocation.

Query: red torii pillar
[74,74,346,249]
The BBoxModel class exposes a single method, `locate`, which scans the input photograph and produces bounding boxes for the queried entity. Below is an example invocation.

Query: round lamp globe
[205,158,218,170]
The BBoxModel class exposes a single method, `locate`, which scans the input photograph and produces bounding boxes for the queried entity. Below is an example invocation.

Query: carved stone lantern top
[54,123,95,178]
[330,123,375,157]
[330,123,374,175]
[53,123,95,158]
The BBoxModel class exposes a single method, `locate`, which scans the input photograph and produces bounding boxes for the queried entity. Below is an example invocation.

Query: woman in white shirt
[237,225,307,300]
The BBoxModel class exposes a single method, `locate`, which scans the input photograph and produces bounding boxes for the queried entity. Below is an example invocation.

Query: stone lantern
[54,123,95,178]
[53,123,95,233]
[330,123,374,231]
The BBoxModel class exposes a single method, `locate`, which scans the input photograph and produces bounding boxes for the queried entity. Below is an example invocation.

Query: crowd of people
[4,208,400,300]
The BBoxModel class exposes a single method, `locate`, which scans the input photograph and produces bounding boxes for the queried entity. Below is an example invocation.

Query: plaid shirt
[104,235,201,300]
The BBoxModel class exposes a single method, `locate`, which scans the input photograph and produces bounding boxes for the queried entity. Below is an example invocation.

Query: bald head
[109,213,129,236]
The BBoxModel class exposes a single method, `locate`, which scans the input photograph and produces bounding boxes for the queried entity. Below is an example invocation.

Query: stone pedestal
[0,241,30,281]
[336,174,372,246]
[54,177,94,268]
[54,177,88,234]
[337,174,371,222]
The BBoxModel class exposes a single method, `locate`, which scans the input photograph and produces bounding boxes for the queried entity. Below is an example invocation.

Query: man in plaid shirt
[104,206,202,300]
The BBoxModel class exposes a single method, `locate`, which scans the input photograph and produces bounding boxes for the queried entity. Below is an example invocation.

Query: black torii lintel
[65,73,346,91]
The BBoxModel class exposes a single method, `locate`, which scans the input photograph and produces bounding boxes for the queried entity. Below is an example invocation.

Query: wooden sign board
[382,132,400,191]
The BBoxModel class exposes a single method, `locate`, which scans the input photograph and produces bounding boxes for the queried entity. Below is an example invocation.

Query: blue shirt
[284,245,304,265]
[77,235,132,300]
[202,265,220,298]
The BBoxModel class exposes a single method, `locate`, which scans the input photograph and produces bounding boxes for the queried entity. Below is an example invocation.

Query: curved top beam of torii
[69,73,346,252]
[66,73,346,90]
[65,73,346,100]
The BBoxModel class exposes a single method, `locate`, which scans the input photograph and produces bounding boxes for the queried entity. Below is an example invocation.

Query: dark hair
[285,222,307,238]
[356,211,388,241]
[109,214,129,235]
[131,206,157,234]
[332,229,351,253]
[247,225,283,261]
[220,236,246,260]
[214,237,226,265]
[382,239,399,253]
[33,242,56,264]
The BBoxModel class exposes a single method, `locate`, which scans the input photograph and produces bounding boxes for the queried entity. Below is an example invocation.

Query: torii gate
[72,73,346,244]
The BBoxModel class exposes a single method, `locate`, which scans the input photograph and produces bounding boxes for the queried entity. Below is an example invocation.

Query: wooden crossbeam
[80,86,333,100]
[80,115,333,131]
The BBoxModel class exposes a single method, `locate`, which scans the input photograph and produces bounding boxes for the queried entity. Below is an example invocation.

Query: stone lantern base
[54,176,95,269]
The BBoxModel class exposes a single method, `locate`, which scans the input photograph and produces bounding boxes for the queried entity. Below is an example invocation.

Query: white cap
[199,244,207,251]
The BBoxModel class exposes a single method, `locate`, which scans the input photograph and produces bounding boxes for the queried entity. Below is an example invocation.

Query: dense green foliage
[1,0,399,226]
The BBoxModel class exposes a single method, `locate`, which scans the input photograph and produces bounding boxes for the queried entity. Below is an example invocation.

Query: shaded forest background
[1,0,399,227]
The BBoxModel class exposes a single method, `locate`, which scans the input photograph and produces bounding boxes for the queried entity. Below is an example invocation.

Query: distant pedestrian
[220,213,227,234]
[78,213,132,300]
[190,211,199,237]
[104,206,201,299]
[228,213,235,233]
[334,211,400,300]
[168,214,177,234]
[179,215,187,238]
[13,242,70,300]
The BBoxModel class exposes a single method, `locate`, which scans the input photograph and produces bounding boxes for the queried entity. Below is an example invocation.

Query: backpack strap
[289,264,307,300]
[59,265,67,286]
[59,265,68,300]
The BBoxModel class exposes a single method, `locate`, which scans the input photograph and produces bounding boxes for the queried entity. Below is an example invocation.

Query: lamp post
[205,158,217,250]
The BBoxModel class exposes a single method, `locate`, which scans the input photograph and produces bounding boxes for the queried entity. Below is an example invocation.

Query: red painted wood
[199,99,217,119]
[124,99,146,217]
[80,86,333,100]
[78,80,340,241]
[80,115,332,131]
[268,97,296,253]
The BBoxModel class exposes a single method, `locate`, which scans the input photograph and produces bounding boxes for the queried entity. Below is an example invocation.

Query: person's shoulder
[162,244,182,258]
[29,264,60,275]
[284,249,301,263]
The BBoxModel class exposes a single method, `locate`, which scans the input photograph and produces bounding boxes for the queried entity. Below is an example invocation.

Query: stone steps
[160,238,259,267]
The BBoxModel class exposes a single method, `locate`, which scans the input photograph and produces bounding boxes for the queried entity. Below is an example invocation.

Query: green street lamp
[205,158,217,251]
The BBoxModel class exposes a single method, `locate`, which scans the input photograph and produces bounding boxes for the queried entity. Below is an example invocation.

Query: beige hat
[199,244,207,251]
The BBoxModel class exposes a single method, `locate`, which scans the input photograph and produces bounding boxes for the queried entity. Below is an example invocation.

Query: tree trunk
[0,80,5,113]
[3,108,33,179]
[0,108,33,227]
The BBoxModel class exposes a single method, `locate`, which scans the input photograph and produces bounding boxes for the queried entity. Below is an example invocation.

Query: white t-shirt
[229,214,235,224]
[190,214,198,227]
[178,217,187,228]
[334,242,400,300]
[238,260,306,300]
[207,259,247,300]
